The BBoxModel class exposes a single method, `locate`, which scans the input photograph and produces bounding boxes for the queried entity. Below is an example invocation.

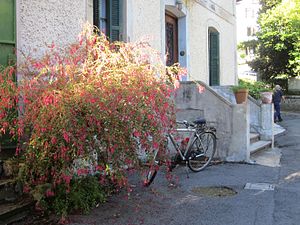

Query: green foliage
[47,176,109,217]
[230,83,248,93]
[239,79,272,99]
[250,0,300,82]
[259,0,282,13]
[238,40,258,52]
[239,53,246,60]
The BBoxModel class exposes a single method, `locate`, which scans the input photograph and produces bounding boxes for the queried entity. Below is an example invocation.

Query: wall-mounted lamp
[176,0,183,10]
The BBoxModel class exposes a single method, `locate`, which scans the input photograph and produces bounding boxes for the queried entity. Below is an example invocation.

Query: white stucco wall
[126,0,163,54]
[188,2,237,85]
[213,0,235,15]
[17,0,89,59]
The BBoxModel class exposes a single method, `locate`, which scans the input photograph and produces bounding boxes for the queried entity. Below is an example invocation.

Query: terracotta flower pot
[260,92,273,104]
[234,89,249,104]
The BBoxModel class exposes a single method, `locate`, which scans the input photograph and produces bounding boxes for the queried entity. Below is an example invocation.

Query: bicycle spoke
[188,132,216,172]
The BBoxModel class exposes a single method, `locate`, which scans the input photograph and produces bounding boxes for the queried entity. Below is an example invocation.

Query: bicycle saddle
[193,118,206,125]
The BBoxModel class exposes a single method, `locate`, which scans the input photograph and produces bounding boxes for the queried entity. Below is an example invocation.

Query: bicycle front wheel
[143,150,159,187]
[187,132,216,172]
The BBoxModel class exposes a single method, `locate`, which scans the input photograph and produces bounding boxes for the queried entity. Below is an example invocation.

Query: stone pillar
[227,103,250,162]
[260,104,274,147]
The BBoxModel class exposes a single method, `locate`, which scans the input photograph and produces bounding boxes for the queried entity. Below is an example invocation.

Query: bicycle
[143,118,217,187]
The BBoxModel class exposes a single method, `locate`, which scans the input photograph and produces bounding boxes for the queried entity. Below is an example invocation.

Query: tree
[259,0,282,13]
[250,0,300,83]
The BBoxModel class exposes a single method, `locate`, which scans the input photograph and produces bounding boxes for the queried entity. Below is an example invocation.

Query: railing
[248,95,274,143]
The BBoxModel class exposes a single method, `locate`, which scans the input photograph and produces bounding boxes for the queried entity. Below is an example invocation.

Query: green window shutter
[209,31,220,86]
[0,0,17,149]
[110,0,122,42]
[0,0,16,67]
[93,0,123,42]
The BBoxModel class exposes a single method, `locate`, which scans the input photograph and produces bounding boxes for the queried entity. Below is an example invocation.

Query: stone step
[250,133,260,144]
[0,179,23,203]
[0,179,34,225]
[0,195,33,225]
[250,140,272,155]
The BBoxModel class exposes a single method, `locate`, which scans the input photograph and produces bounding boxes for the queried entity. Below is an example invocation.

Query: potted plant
[239,80,272,103]
[260,88,273,104]
[231,84,249,104]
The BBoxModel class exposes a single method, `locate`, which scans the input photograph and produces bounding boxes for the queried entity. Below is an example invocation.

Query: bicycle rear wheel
[187,132,216,172]
[143,150,159,187]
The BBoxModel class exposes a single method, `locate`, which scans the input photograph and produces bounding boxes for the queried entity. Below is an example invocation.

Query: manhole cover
[191,186,237,197]
[244,183,275,191]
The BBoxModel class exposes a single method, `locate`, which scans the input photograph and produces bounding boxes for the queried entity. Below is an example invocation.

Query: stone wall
[282,96,300,112]
[288,77,300,93]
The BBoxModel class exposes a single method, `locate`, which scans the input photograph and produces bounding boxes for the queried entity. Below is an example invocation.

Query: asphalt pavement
[68,112,300,225]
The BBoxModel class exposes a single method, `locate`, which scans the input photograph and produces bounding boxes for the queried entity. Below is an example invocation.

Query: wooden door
[165,13,178,66]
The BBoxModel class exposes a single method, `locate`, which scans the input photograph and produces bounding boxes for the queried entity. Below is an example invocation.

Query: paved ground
[66,112,300,225]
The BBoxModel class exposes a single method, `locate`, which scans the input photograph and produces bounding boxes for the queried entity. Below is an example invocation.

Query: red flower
[63,131,70,143]
[198,85,205,93]
[174,80,180,89]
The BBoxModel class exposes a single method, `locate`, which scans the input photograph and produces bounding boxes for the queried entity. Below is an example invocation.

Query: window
[245,8,250,18]
[93,0,123,42]
[247,27,252,36]
[247,27,257,36]
[245,8,255,18]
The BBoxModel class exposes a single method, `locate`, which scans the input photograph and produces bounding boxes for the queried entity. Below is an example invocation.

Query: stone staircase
[0,149,33,225]
[250,132,272,155]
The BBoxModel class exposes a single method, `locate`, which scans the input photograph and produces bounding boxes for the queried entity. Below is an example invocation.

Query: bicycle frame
[143,119,217,186]
[166,127,199,161]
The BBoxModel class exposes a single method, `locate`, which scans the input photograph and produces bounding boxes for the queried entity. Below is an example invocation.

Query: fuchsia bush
[0,26,183,217]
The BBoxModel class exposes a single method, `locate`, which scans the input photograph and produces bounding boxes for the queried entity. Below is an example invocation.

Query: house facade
[4,0,269,163]
[236,0,260,45]
[0,0,238,86]
[236,0,260,79]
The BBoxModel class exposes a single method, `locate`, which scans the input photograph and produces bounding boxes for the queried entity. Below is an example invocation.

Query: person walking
[273,84,284,122]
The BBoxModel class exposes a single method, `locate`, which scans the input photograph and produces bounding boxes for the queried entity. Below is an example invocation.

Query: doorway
[165,12,178,66]
[209,28,220,86]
